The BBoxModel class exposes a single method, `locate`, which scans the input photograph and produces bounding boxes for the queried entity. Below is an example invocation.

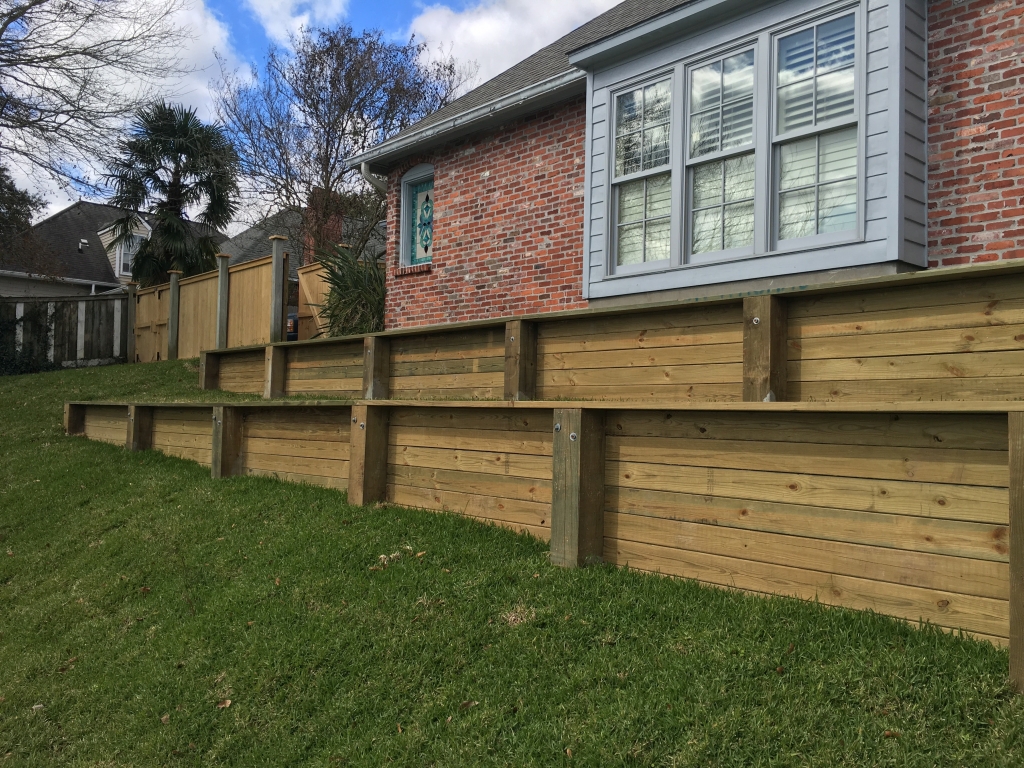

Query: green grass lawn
[1,361,1022,765]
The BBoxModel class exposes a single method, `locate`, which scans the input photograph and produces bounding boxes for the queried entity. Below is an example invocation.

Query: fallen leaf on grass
[566,748,573,757]
[416,551,426,558]
[884,730,900,738]
[160,714,170,724]
[460,700,478,710]
[216,700,231,709]
[274,577,281,586]
[445,716,452,724]
[396,723,402,733]
[31,704,43,711]
[140,587,151,594]
[776,666,785,675]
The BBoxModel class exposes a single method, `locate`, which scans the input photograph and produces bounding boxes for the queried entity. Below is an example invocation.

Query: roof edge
[347,69,586,173]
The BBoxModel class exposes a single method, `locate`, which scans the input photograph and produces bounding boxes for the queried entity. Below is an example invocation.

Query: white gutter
[348,68,586,170]
[360,163,388,195]
[0,268,121,290]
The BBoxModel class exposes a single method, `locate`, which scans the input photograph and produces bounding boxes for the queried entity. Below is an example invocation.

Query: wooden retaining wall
[64,399,1024,654]
[199,262,1024,405]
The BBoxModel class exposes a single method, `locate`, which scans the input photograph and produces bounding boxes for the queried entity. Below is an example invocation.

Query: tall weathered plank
[269,237,288,344]
[126,405,154,451]
[504,319,537,400]
[264,346,287,399]
[199,350,220,390]
[1010,412,1024,689]
[349,404,389,505]
[211,406,243,479]
[550,408,605,567]
[743,295,788,402]
[363,336,391,399]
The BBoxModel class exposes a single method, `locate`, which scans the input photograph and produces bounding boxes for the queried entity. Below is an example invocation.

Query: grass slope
[0,360,1022,766]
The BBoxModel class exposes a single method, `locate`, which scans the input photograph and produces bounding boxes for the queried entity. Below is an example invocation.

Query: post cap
[167,270,184,275]
[269,235,288,241]
[216,252,231,259]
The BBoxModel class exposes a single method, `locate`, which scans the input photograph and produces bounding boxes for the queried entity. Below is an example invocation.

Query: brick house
[349,0,1022,330]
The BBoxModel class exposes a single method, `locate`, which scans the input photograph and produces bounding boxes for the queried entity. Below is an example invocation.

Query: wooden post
[269,236,288,344]
[216,254,230,349]
[504,319,537,401]
[64,403,86,435]
[211,406,243,479]
[199,350,220,390]
[348,404,389,506]
[362,336,390,399]
[1010,412,1024,691]
[126,405,153,451]
[742,295,788,402]
[126,284,137,363]
[550,408,606,567]
[264,345,286,399]
[167,270,182,361]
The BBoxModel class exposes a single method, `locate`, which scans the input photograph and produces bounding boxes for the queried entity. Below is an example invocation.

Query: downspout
[361,163,388,195]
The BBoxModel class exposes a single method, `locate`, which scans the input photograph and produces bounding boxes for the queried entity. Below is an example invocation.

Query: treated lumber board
[388,444,552,480]
[285,364,365,379]
[288,342,363,364]
[606,511,1008,600]
[153,432,215,451]
[606,435,1008,487]
[199,351,220,390]
[791,322,1024,361]
[535,383,743,402]
[461,514,550,542]
[537,322,742,355]
[389,426,552,455]
[389,371,503,390]
[391,356,505,378]
[84,427,128,445]
[157,445,212,466]
[349,404,388,506]
[389,407,552,433]
[539,343,742,372]
[504,319,537,401]
[789,297,1024,341]
[788,272,1024,321]
[211,406,242,479]
[387,483,550,529]
[539,303,743,339]
[789,350,1024,382]
[540,362,743,387]
[609,459,1009,524]
[743,295,787,402]
[127,405,153,451]
[386,388,504,400]
[264,346,286,399]
[605,410,1010,452]
[285,379,362,395]
[242,420,351,442]
[363,335,390,399]
[243,467,348,490]
[551,408,605,567]
[150,420,214,437]
[608,485,1010,562]
[608,538,1008,639]
[241,452,348,478]
[64,403,86,435]
[242,437,350,461]
[388,464,552,504]
[789,377,1024,402]
[1009,412,1024,690]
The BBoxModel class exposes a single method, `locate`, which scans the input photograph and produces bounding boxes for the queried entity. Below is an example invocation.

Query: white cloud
[243,0,348,46]
[410,0,621,84]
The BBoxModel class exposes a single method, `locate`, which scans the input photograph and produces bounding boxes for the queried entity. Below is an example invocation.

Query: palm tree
[106,102,239,286]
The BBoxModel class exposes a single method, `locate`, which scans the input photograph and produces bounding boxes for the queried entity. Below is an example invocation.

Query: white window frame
[603,2,865,279]
[399,163,435,267]
[118,235,141,276]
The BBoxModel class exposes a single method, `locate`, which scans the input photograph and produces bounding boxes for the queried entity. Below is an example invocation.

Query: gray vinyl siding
[581,0,927,300]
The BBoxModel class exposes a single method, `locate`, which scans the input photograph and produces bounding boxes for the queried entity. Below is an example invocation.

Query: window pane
[616,89,642,136]
[815,67,855,123]
[724,201,755,248]
[646,174,672,218]
[690,110,720,157]
[817,15,855,72]
[724,153,755,201]
[777,80,814,133]
[615,134,641,176]
[691,61,722,113]
[692,208,723,254]
[618,180,645,223]
[779,137,816,190]
[617,223,644,265]
[722,51,755,103]
[819,128,857,181]
[692,162,722,208]
[644,80,672,125]
[722,98,754,149]
[779,188,816,240]
[646,220,671,262]
[778,28,814,86]
[818,179,857,233]
[643,125,670,169]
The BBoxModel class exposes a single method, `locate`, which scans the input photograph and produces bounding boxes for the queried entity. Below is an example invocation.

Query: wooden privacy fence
[133,239,290,363]
[296,262,329,341]
[1,294,131,370]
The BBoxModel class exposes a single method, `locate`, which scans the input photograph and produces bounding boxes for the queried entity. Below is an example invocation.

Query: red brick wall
[928,0,1024,266]
[384,97,588,329]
